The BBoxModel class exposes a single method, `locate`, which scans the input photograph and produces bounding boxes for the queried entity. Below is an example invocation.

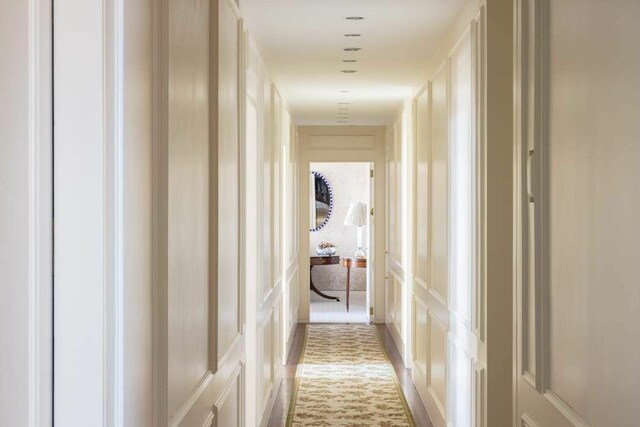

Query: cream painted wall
[244,33,296,426]
[6,1,291,426]
[389,1,513,427]
[515,1,640,426]
[309,162,370,291]
[152,0,249,425]
[385,116,407,361]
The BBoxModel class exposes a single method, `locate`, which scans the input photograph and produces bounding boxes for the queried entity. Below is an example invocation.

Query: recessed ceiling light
[342,59,358,63]
[345,33,362,37]
[341,70,358,73]
[337,121,348,124]
[345,16,364,20]
[339,107,349,110]
[340,90,350,93]
[344,47,362,52]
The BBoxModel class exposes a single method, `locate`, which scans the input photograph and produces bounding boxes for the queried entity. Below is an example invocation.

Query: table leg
[310,265,340,302]
[346,267,351,312]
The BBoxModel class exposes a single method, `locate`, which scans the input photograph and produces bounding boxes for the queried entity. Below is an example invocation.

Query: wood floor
[267,323,433,427]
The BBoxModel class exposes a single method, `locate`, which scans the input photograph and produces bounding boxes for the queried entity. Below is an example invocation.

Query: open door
[366,163,375,323]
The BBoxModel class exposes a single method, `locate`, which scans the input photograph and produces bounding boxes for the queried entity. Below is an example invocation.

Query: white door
[366,164,375,322]
[515,1,640,426]
[0,1,52,425]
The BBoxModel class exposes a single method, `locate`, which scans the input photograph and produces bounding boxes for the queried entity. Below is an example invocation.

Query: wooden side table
[310,255,341,302]
[341,257,367,312]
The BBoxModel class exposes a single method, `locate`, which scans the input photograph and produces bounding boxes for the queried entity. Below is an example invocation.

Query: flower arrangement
[316,241,337,255]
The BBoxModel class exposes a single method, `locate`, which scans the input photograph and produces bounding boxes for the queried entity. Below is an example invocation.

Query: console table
[341,257,367,312]
[309,255,341,302]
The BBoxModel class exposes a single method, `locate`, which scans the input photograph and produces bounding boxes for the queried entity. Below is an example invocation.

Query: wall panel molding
[543,391,589,427]
[427,312,448,413]
[151,0,248,425]
[169,373,214,427]
[213,362,245,427]
[403,4,488,426]
[473,365,486,427]
[309,135,375,151]
[471,7,486,344]
[244,29,293,426]
[521,414,538,427]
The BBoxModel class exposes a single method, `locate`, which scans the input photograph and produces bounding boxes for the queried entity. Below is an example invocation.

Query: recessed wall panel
[414,298,429,377]
[274,300,282,369]
[261,315,273,408]
[449,30,473,326]
[262,83,273,300]
[395,276,403,336]
[216,376,240,427]
[429,315,448,415]
[449,340,471,427]
[272,92,282,288]
[430,65,449,301]
[167,0,211,415]
[415,89,430,285]
[217,0,241,358]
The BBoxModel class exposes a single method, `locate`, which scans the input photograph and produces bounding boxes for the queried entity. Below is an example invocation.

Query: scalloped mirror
[310,171,333,231]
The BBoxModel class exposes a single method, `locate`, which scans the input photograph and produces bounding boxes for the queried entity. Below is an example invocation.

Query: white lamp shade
[344,202,368,226]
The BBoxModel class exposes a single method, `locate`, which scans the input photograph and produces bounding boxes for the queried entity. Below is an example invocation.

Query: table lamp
[344,202,367,258]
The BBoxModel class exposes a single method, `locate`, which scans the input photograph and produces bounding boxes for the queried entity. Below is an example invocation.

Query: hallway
[3,0,640,426]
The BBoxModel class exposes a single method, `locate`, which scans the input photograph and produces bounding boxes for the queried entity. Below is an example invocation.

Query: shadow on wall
[310,162,369,291]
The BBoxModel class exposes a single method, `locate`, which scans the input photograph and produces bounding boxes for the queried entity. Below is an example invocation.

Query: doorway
[308,162,373,323]
[297,126,386,325]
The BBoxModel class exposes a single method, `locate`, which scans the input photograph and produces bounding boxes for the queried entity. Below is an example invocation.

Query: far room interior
[309,162,372,323]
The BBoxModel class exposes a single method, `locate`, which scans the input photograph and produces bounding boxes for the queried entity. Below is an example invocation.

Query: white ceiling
[241,0,467,125]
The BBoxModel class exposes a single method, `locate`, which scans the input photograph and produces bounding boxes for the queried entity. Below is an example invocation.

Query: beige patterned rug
[286,324,416,426]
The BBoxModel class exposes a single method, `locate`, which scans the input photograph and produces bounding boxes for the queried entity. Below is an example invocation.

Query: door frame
[306,161,375,323]
[297,126,387,324]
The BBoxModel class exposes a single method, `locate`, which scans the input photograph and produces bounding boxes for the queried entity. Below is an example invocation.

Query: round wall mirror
[310,171,333,232]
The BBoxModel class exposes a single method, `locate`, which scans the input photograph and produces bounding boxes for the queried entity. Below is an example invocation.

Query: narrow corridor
[4,0,639,426]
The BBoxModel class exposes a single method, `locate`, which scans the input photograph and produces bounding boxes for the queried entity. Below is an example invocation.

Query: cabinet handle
[527,149,535,203]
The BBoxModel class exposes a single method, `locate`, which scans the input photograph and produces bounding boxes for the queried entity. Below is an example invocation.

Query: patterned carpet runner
[287,324,416,426]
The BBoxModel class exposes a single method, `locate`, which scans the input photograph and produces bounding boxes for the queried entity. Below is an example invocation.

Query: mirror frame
[310,171,333,232]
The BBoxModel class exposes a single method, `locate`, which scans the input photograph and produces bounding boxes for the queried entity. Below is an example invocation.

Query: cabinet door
[515,1,640,426]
